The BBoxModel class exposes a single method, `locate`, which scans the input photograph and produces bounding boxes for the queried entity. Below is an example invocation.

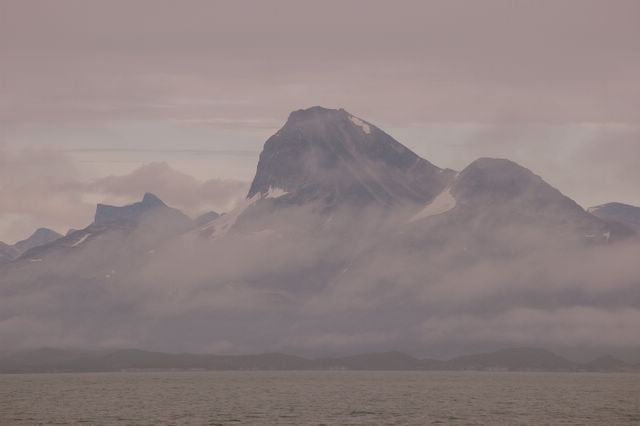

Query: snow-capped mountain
[227,107,623,245]
[248,106,455,206]
[1,107,639,358]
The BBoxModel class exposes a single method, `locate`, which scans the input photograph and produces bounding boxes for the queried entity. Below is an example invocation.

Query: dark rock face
[89,193,194,240]
[94,193,171,226]
[17,193,193,262]
[589,202,640,233]
[248,106,454,206]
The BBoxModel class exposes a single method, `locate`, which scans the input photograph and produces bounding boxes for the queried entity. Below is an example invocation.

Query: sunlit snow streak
[409,188,456,222]
[71,234,90,247]
[349,116,371,134]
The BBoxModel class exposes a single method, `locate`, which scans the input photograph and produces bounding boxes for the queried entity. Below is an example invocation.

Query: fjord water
[1,372,639,425]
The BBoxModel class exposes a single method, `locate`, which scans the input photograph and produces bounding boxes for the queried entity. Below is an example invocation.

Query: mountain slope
[13,228,62,253]
[0,228,62,264]
[18,193,192,262]
[448,158,618,242]
[589,202,640,233]
[94,193,190,228]
[0,242,20,263]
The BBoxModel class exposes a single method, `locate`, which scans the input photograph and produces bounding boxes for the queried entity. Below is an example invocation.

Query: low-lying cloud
[1,198,639,360]
[0,144,248,242]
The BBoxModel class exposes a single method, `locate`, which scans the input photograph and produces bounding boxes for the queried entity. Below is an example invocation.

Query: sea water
[1,371,639,425]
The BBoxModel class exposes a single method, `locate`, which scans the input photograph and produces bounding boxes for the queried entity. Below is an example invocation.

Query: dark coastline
[2,347,638,374]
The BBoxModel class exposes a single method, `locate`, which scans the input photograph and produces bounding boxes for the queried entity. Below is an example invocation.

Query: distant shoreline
[2,347,638,374]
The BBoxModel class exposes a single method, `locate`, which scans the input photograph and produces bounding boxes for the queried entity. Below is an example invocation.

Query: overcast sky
[1,0,639,242]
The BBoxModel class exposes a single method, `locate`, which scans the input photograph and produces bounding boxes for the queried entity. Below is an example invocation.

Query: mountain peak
[282,106,373,139]
[446,157,623,241]
[588,202,640,233]
[141,192,166,207]
[453,158,544,198]
[247,106,453,205]
[13,228,62,253]
[94,193,172,226]
[288,105,346,118]
[31,228,62,239]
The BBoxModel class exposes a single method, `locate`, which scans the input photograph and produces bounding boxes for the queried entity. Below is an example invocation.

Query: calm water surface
[1,371,639,425]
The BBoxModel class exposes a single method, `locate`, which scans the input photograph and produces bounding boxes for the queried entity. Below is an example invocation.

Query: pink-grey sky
[1,0,639,242]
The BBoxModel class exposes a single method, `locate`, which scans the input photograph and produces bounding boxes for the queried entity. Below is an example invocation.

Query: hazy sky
[1,0,639,242]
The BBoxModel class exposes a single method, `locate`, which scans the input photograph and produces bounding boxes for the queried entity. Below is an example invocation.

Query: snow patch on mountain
[264,187,289,199]
[410,188,457,222]
[349,115,371,134]
[71,234,90,248]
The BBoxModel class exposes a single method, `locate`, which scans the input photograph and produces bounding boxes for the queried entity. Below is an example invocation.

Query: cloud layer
[2,195,639,361]
[1,0,639,125]
[1,0,638,225]
[0,143,247,242]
